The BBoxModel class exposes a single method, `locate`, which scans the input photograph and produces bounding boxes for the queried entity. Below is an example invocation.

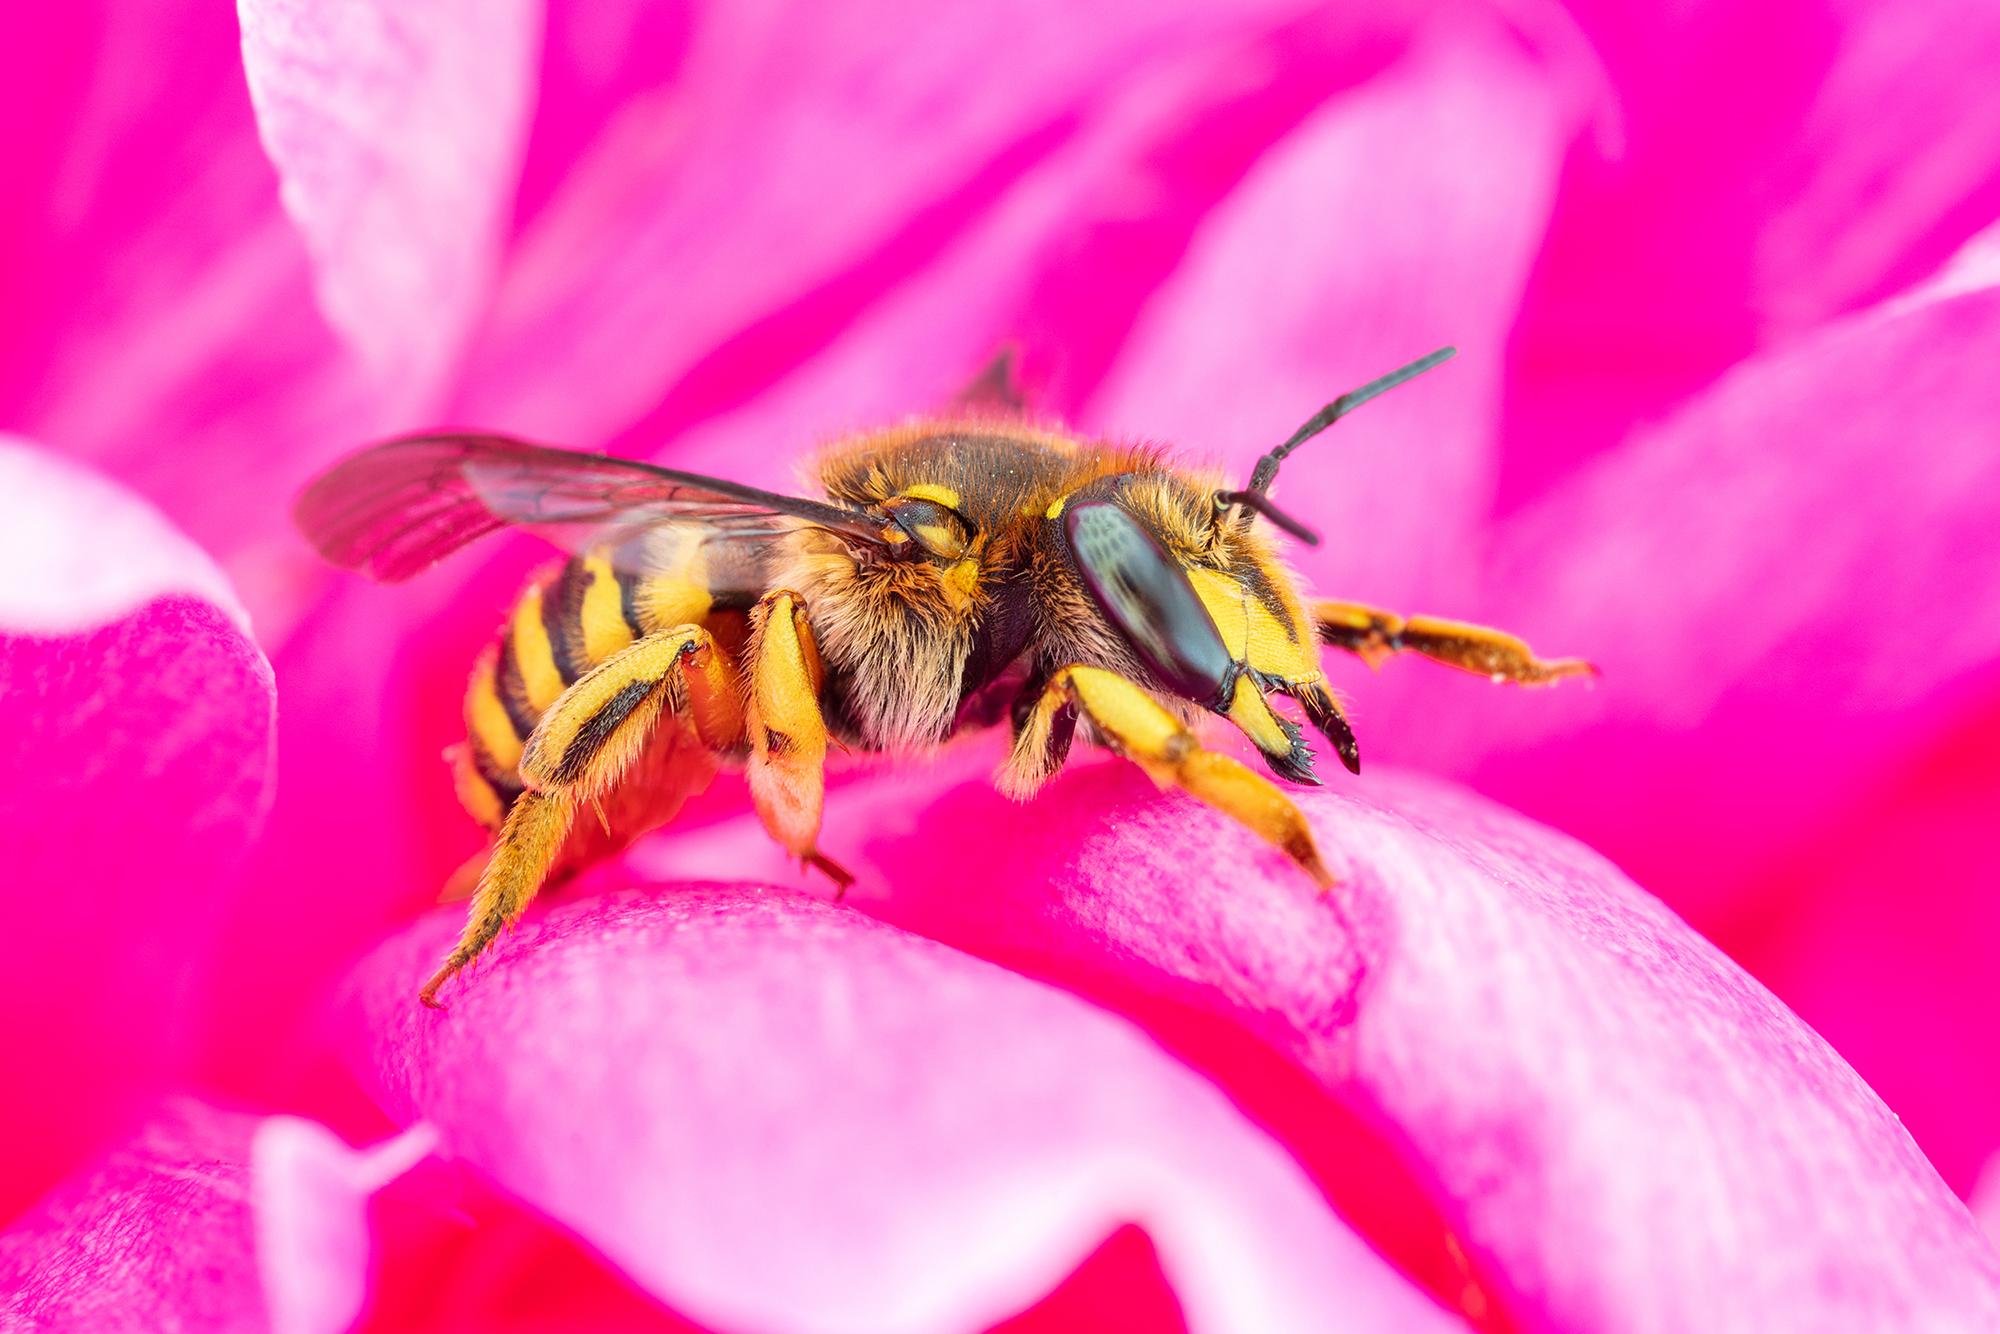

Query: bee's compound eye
[1063,501,1237,708]
[882,496,971,560]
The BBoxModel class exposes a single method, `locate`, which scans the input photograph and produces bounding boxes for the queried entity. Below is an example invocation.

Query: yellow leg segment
[745,591,853,890]
[1003,665,1333,888]
[1314,601,1596,684]
[420,625,745,1006]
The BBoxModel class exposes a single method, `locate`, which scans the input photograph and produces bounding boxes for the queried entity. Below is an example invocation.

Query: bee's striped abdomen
[454,552,647,828]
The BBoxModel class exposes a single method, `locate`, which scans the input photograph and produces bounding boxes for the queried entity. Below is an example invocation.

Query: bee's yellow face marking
[1185,566,1316,682]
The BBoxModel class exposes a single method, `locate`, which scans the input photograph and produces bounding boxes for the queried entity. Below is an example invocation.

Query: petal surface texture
[653,761,2000,1333]
[238,0,543,412]
[345,886,1463,1334]
[0,442,275,1217]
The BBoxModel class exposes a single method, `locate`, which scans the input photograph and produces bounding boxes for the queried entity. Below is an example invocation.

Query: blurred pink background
[3,1,1999,1330]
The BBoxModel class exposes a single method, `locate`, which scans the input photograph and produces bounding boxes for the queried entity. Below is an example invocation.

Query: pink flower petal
[342,887,1464,1334]
[0,444,275,1216]
[0,8,380,594]
[251,1117,436,1334]
[652,759,2000,1329]
[1974,1156,2000,1249]
[0,436,246,634]
[238,0,542,414]
[1505,0,2000,487]
[1086,15,1573,604]
[1459,282,2000,920]
[1736,698,2000,1195]
[451,0,1326,445]
[0,1101,425,1334]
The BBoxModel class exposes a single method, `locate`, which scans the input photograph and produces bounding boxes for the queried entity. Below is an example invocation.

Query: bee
[298,347,1593,1005]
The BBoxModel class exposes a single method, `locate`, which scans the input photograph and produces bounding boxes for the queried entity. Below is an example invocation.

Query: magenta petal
[1462,283,2000,917]
[1505,0,2000,483]
[239,0,542,412]
[655,760,2000,1329]
[0,1101,429,1333]
[453,0,1322,444]
[0,436,246,633]
[0,444,275,1215]
[0,8,380,586]
[1086,15,1572,603]
[251,1117,437,1334]
[343,888,1462,1333]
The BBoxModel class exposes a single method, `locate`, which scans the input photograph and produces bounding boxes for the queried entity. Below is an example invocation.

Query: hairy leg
[1001,663,1332,887]
[419,625,743,1006]
[1314,600,1596,684]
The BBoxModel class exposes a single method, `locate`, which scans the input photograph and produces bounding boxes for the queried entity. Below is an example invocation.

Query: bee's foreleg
[998,664,1333,888]
[419,626,745,1006]
[745,591,854,893]
[1312,600,1597,684]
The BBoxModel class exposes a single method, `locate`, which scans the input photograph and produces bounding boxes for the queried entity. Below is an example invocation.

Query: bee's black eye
[882,496,971,559]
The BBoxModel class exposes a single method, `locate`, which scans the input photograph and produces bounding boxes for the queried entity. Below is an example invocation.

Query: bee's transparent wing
[296,433,886,583]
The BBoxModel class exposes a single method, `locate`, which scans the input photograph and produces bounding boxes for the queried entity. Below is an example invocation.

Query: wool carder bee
[297,348,1593,1005]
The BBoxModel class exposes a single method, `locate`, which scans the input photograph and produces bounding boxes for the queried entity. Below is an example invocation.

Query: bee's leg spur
[746,591,853,894]
[1001,664,1333,888]
[1313,600,1597,684]
[419,625,745,1007]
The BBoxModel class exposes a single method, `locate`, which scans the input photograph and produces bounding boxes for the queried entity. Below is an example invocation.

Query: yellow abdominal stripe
[508,586,567,710]
[578,555,636,662]
[467,653,524,770]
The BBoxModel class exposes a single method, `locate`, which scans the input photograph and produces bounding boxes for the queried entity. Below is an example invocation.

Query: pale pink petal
[451,0,1327,445]
[251,1118,436,1334]
[0,445,275,1217]
[0,436,245,633]
[343,888,1465,1334]
[0,1102,425,1334]
[0,8,380,601]
[1505,0,2000,487]
[1451,282,2000,921]
[1974,1156,2000,1249]
[238,0,542,414]
[1086,15,1573,606]
[652,758,2000,1330]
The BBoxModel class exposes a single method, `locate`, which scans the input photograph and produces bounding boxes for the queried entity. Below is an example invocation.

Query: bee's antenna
[1212,488,1323,546]
[1245,346,1457,495]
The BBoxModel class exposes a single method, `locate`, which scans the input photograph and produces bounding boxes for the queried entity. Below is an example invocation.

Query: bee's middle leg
[998,664,1333,888]
[419,625,745,1006]
[745,590,853,891]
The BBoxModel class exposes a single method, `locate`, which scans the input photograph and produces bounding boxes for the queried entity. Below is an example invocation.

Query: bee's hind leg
[745,591,854,893]
[1313,600,1596,684]
[419,625,745,1007]
[998,664,1333,888]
